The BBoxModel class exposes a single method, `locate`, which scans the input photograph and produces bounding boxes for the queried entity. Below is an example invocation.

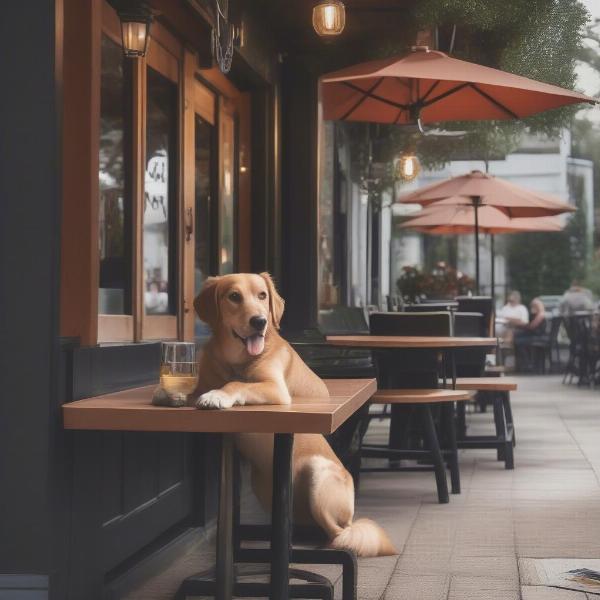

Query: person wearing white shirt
[496,290,529,338]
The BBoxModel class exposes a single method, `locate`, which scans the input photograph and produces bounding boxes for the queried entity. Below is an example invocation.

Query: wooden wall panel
[182,50,197,340]
[60,0,101,345]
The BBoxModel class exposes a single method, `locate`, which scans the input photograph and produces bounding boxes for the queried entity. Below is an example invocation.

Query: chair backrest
[404,301,458,313]
[548,315,562,341]
[369,312,452,387]
[369,311,452,336]
[454,312,484,337]
[318,306,369,335]
[452,311,487,376]
[455,296,493,336]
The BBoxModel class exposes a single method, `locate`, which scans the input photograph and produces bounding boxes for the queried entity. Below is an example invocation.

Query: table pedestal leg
[216,434,234,600]
[174,433,235,600]
[270,433,294,600]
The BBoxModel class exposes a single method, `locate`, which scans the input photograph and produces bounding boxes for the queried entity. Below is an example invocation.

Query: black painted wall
[279,55,321,334]
[0,0,63,597]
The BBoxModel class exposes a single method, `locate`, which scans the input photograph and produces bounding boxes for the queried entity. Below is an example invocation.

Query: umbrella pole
[490,234,495,302]
[491,234,496,336]
[474,199,480,294]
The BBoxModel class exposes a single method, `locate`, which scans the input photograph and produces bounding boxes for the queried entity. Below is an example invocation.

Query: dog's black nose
[249,316,267,332]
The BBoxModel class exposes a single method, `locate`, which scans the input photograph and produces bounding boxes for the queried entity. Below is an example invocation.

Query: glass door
[219,99,236,274]
[193,81,216,340]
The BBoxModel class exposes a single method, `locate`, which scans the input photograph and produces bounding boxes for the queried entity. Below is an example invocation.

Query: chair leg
[502,392,516,447]
[442,402,460,494]
[420,405,449,504]
[493,396,514,470]
[456,401,467,440]
[493,393,505,461]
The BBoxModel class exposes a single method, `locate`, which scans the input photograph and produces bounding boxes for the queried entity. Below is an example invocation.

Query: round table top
[326,335,498,349]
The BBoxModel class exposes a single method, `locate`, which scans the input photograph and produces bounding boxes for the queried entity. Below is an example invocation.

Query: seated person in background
[513,297,547,370]
[560,280,594,315]
[496,290,529,340]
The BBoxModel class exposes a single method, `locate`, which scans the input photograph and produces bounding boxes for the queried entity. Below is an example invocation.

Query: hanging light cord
[212,0,234,73]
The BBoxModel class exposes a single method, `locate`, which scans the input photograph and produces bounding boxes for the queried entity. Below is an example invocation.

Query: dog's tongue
[246,334,265,356]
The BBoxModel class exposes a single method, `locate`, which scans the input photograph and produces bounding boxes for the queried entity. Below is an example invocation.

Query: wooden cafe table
[326,336,498,385]
[63,378,376,600]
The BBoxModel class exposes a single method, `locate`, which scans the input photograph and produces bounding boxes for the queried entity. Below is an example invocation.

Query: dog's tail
[328,518,398,557]
[307,457,397,558]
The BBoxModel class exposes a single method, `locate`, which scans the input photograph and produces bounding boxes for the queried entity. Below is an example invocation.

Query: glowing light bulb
[396,153,421,182]
[312,1,345,37]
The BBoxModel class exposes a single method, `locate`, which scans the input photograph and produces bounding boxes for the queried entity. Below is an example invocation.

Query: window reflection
[98,34,132,315]
[194,114,213,292]
[219,110,235,274]
[144,67,177,315]
[194,114,215,339]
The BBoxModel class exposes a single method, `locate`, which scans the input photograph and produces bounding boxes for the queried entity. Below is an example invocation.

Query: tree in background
[507,16,599,302]
[349,0,590,193]
[507,198,588,303]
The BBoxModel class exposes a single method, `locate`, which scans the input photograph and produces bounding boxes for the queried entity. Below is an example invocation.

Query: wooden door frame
[141,27,182,341]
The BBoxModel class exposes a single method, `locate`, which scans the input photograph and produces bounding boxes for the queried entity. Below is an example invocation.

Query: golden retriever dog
[188,272,396,558]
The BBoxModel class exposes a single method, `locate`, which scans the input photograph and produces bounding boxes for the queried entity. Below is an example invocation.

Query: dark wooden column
[279,55,320,333]
[0,1,65,598]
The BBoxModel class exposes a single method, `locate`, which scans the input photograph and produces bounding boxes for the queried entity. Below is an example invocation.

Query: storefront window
[144,67,178,315]
[194,114,214,291]
[219,109,235,274]
[98,34,132,315]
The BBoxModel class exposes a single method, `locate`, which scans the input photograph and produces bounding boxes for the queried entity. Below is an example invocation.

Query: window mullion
[132,58,146,342]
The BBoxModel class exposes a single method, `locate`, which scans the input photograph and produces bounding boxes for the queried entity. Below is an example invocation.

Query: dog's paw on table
[152,387,187,407]
[195,390,238,410]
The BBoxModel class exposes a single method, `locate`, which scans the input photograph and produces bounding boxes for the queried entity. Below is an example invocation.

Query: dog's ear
[194,276,221,328]
[260,272,285,329]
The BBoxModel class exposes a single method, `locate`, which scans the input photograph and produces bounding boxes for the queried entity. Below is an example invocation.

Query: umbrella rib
[468,84,519,119]
[341,81,409,114]
[421,80,441,103]
[421,82,471,107]
[394,77,412,91]
[340,78,386,120]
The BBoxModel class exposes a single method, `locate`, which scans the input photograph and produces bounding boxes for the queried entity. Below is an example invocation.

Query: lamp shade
[313,0,345,37]
[116,1,153,58]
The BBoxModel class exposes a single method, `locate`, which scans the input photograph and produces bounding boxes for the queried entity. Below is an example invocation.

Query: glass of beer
[160,342,198,400]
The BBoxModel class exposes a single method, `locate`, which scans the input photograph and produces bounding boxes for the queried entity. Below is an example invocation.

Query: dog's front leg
[196,378,291,410]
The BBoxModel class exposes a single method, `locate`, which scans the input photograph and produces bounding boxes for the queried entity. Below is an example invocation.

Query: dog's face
[194,273,284,358]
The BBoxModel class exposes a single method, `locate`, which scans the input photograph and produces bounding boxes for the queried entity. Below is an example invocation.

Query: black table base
[174,432,358,600]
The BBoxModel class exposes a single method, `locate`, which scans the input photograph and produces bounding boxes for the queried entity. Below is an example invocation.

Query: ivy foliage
[352,0,590,181]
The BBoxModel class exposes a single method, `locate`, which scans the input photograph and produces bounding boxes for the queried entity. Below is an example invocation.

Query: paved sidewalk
[125,375,600,600]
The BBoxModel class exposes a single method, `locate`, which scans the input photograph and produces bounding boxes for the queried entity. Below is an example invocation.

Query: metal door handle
[185,207,193,241]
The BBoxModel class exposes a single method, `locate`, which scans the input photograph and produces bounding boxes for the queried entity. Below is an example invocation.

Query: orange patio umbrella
[398,170,576,218]
[400,203,565,298]
[397,171,575,291]
[321,46,596,126]
[400,204,564,234]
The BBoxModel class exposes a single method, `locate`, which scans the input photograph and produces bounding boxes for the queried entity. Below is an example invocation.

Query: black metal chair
[404,301,459,313]
[370,311,453,336]
[360,311,462,502]
[455,296,494,336]
[562,314,596,386]
[293,306,376,483]
[530,315,562,373]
